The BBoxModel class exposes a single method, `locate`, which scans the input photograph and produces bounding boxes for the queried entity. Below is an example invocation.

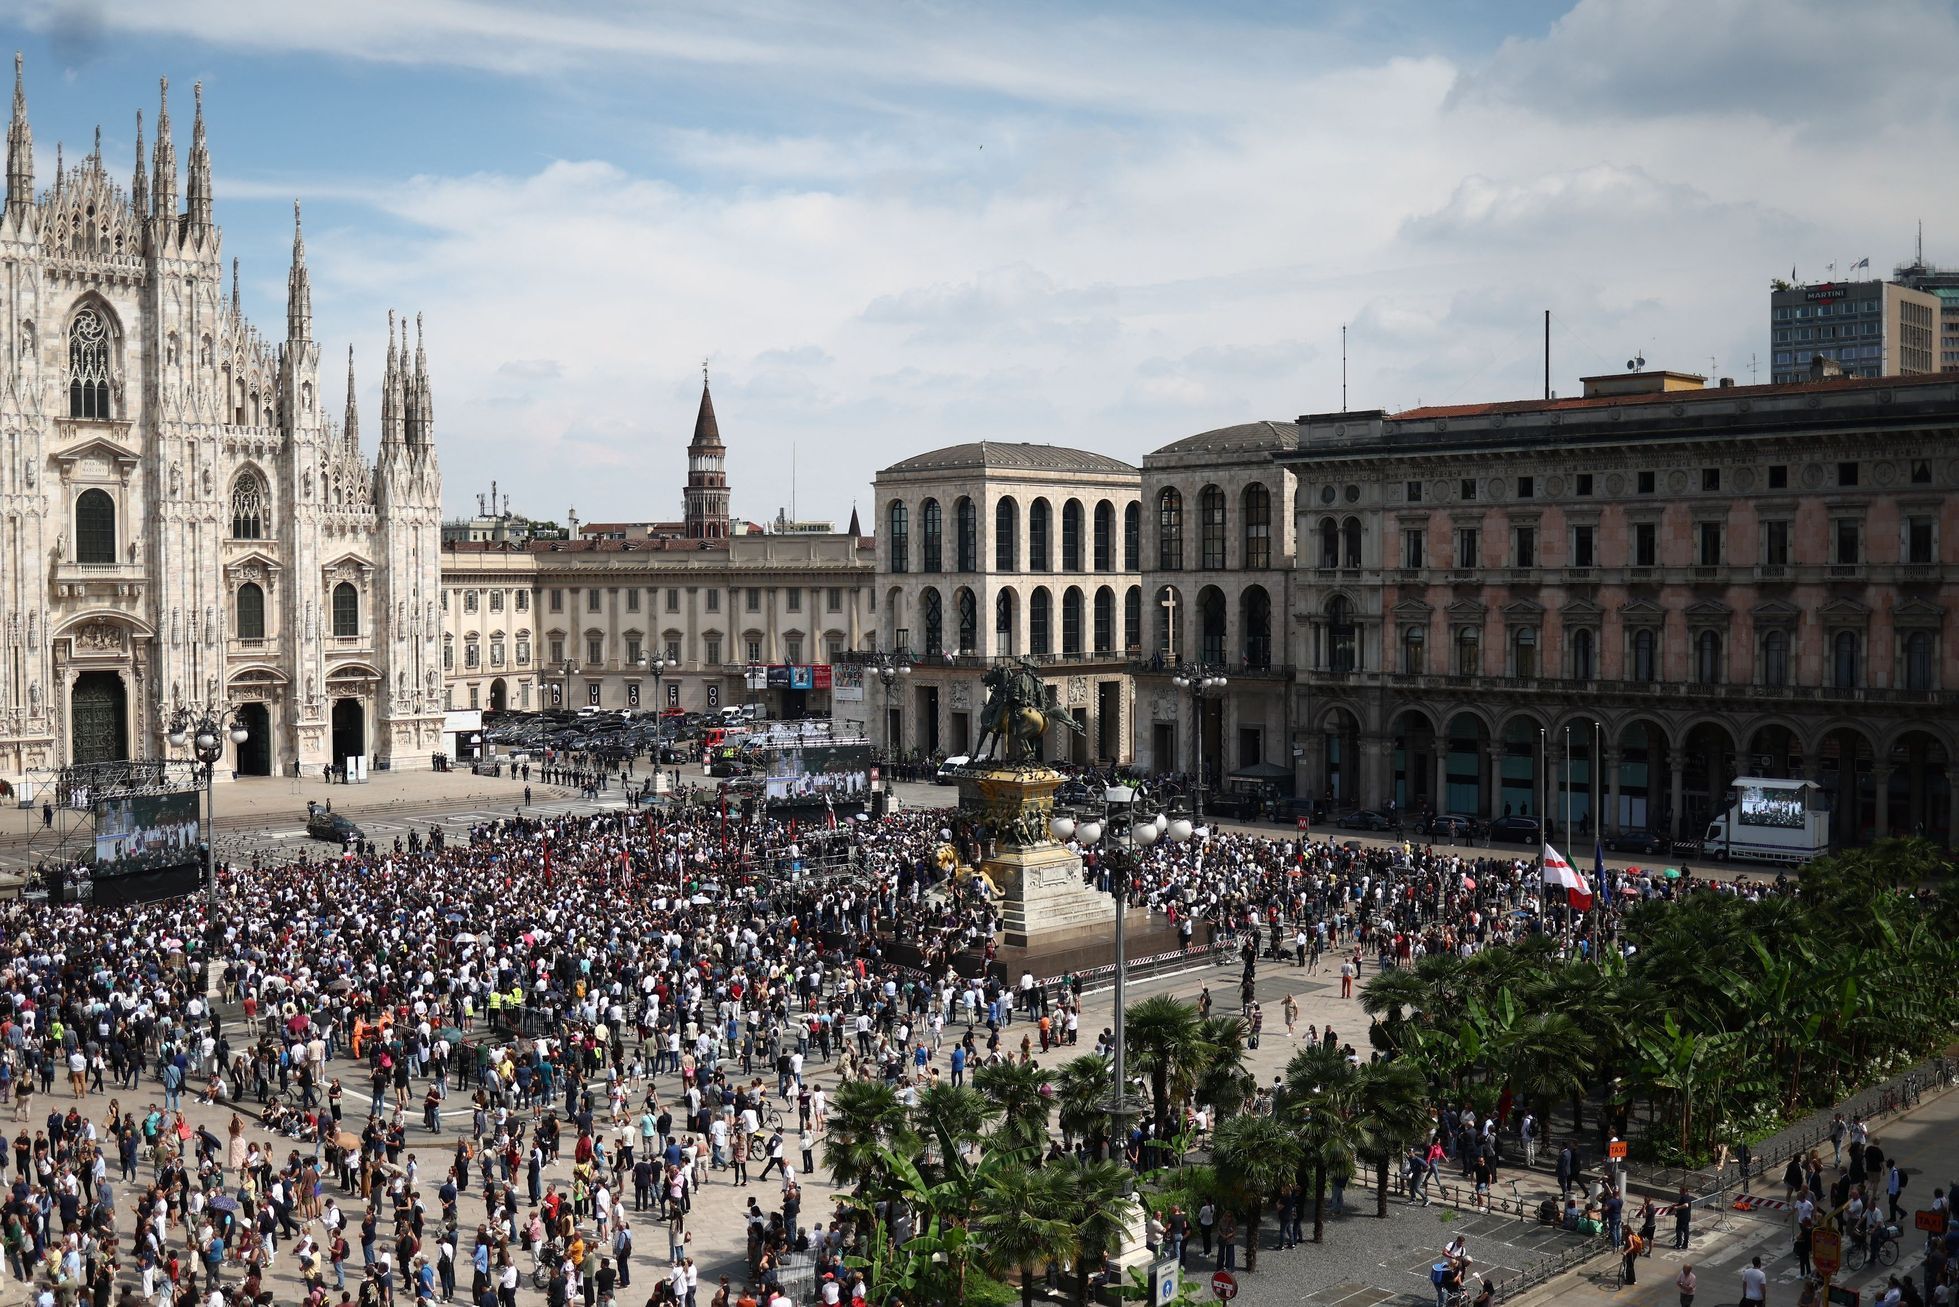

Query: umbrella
[452,932,475,945]
[1460,876,1477,890]
[335,1131,360,1152]
[328,978,352,994]
[1663,867,1682,880]
[208,1195,240,1213]
[1619,885,1640,896]
[444,912,465,924]
[437,1027,464,1045]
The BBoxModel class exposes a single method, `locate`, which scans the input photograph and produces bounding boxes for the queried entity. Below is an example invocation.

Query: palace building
[0,60,443,787]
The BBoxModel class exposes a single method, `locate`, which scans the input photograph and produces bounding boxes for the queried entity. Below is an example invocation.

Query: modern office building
[1770,279,1938,384]
[1274,367,1958,846]
[868,443,1142,762]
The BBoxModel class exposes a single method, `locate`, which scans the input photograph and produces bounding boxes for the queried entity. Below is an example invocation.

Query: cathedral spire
[411,312,432,446]
[344,345,359,444]
[230,256,240,319]
[130,109,146,219]
[5,53,31,221]
[381,308,402,445]
[151,77,177,227]
[286,198,312,341]
[184,80,211,229]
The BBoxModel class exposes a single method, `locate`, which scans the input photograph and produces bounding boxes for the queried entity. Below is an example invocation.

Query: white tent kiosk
[1704,777,1831,864]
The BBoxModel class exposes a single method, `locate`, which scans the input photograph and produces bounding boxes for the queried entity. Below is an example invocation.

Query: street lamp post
[164,703,249,968]
[1171,663,1229,824]
[1051,783,1193,1155]
[558,659,577,709]
[865,650,912,763]
[639,655,672,712]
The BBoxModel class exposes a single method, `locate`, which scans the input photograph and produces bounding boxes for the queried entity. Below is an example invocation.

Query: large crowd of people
[0,769,1849,1307]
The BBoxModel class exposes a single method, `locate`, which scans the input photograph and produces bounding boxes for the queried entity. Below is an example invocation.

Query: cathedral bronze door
[70,672,129,764]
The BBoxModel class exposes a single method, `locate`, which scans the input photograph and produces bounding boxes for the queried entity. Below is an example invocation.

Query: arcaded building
[871,443,1142,763]
[1133,422,1298,786]
[1274,369,1959,846]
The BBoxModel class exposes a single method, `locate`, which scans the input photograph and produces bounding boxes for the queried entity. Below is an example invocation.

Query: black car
[1054,780,1097,808]
[1336,808,1392,832]
[1424,813,1479,840]
[305,809,364,844]
[1604,827,1667,855]
[1486,814,1542,843]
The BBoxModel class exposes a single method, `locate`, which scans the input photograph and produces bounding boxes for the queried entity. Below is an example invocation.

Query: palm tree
[1353,1059,1430,1217]
[1284,1044,1364,1241]
[825,1079,915,1194]
[914,1082,992,1172]
[1210,1113,1300,1271]
[975,1059,1053,1157]
[1064,1158,1138,1306]
[1126,994,1207,1147]
[1051,1055,1113,1155]
[1194,1015,1251,1124]
[976,1158,1079,1307]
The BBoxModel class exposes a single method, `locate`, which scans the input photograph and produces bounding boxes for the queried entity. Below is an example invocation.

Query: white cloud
[40,0,1959,518]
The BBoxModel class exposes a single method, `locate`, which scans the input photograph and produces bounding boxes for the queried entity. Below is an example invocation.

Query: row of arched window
[905,583,1147,658]
[889,496,1141,574]
[1155,482,1273,571]
[1146,584,1275,668]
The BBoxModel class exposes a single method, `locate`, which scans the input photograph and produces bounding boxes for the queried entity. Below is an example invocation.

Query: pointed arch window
[231,471,270,540]
[67,308,112,420]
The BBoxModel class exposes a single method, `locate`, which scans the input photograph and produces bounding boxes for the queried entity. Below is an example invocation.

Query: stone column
[1873,765,1893,839]
[1604,747,1623,834]
[1483,743,1503,820]
[1433,747,1449,816]
[1668,755,1685,841]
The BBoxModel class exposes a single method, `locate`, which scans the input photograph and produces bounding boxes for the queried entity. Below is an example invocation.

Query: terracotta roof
[882,441,1136,476]
[1390,370,1952,422]
[1151,420,1299,457]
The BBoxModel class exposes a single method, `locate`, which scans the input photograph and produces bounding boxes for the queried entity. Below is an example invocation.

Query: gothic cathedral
[0,59,444,786]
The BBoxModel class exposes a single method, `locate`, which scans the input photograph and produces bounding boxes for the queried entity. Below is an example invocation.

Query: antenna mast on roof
[1341,323,1347,412]
[1544,309,1550,400]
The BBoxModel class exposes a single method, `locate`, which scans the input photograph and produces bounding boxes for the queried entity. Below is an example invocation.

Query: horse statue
[972,659,1082,766]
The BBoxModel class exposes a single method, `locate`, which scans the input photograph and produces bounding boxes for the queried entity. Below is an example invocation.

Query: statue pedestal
[956,765,1114,950]
[992,842,1114,948]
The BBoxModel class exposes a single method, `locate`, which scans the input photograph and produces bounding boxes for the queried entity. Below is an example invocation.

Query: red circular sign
[1212,1270,1239,1300]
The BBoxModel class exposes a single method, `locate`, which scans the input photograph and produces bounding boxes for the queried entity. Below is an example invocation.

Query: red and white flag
[1541,843,1594,911]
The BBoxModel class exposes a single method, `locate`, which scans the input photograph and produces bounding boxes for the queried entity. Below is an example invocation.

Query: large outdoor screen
[762,743,872,801]
[1738,784,1805,830]
[93,790,202,875]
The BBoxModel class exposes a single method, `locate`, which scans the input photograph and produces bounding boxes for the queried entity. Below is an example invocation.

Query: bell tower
[683,368,730,539]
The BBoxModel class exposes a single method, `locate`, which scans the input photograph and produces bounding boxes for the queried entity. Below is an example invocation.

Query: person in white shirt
[1739,1257,1766,1307]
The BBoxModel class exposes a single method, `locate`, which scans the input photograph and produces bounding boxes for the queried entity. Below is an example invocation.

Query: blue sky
[8,0,1958,523]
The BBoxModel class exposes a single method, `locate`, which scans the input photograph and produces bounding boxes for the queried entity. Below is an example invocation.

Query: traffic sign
[1211,1270,1239,1300]
[1917,1209,1945,1233]
[1296,817,1309,833]
[1813,1228,1842,1277]
[1607,1139,1628,1160]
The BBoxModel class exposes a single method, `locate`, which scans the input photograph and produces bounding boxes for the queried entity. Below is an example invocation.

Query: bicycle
[528,1240,563,1290]
[1846,1223,1900,1271]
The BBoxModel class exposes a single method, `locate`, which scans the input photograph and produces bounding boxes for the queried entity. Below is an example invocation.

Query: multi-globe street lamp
[163,703,249,960]
[1170,663,1229,823]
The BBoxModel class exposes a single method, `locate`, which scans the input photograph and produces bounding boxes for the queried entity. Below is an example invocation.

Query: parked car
[1487,814,1542,843]
[1336,808,1392,832]
[935,755,972,785]
[1603,826,1668,855]
[1424,813,1479,840]
[1275,797,1324,827]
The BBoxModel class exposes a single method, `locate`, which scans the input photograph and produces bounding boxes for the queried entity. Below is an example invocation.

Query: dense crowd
[0,773,1816,1307]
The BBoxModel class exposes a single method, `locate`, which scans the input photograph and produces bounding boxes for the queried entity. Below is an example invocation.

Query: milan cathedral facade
[0,58,444,786]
